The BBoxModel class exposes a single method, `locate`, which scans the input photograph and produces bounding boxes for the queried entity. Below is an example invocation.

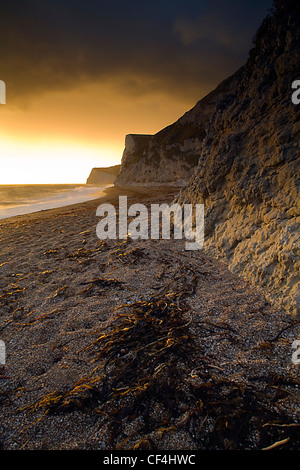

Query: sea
[0,184,111,220]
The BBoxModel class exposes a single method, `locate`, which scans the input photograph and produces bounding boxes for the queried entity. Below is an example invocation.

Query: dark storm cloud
[0,0,273,103]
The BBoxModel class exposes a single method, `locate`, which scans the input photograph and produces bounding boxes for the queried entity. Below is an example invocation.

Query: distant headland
[86,164,121,185]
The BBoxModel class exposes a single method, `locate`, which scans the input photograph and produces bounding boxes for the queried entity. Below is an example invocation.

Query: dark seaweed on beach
[23,266,300,450]
[0,285,26,313]
[79,277,123,296]
[107,246,147,266]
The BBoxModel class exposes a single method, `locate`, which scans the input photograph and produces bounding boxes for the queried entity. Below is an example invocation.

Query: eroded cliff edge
[116,0,300,317]
[86,164,121,185]
[176,0,300,317]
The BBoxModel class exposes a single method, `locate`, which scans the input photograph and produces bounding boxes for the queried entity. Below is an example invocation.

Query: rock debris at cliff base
[0,187,299,450]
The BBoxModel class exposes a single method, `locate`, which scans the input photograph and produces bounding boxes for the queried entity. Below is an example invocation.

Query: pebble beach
[0,185,299,450]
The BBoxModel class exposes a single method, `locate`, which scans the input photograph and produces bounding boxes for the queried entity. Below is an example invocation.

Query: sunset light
[0,135,121,184]
[1,0,298,454]
[0,80,193,184]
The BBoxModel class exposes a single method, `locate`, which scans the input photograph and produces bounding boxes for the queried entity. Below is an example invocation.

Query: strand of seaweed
[21,264,300,450]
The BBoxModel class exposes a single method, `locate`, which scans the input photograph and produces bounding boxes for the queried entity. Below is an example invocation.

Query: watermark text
[96,196,204,250]
[292,340,300,365]
[291,80,300,105]
[0,340,5,365]
[0,80,6,104]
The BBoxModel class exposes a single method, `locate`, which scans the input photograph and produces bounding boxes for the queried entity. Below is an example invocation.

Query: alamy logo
[0,80,6,104]
[292,340,300,365]
[291,80,300,105]
[96,196,204,250]
[0,340,5,365]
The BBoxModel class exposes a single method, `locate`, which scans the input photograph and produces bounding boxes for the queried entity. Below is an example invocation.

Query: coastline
[0,184,116,224]
[0,184,179,225]
[0,184,299,450]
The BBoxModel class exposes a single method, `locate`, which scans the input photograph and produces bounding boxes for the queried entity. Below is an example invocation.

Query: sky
[0,0,273,184]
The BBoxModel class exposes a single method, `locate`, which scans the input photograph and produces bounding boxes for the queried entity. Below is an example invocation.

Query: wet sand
[0,185,299,450]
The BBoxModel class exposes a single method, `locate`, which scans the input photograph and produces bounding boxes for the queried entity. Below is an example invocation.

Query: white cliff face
[115,57,243,187]
[176,1,300,317]
[86,165,121,185]
[124,134,148,153]
[115,1,300,317]
[118,134,152,171]
[115,131,205,186]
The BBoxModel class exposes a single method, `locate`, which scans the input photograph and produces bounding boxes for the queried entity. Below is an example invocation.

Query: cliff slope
[86,164,121,185]
[115,106,218,185]
[116,0,300,316]
[176,0,300,316]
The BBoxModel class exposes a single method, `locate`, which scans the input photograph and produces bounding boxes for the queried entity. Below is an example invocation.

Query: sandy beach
[0,185,299,450]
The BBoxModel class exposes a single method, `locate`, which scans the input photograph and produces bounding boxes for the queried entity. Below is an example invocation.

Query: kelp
[23,264,300,450]
[79,277,123,296]
[0,285,26,313]
[107,245,147,266]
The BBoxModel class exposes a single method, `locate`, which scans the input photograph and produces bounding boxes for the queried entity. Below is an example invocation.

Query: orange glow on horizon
[0,136,122,184]
[0,80,199,185]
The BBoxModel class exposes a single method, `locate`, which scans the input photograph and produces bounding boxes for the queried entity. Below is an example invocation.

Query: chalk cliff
[176,0,300,317]
[115,125,205,186]
[116,0,300,316]
[86,164,121,185]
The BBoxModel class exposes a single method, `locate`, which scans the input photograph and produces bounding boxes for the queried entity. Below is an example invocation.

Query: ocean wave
[0,184,111,219]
